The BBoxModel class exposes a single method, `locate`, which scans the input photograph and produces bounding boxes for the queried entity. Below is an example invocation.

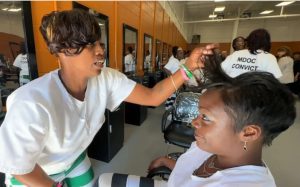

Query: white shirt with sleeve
[168,142,276,187]
[124,54,134,72]
[0,67,136,175]
[277,56,294,84]
[13,53,30,85]
[221,49,282,78]
[164,55,180,74]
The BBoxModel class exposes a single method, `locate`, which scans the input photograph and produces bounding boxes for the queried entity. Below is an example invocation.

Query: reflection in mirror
[73,2,109,67]
[162,42,169,67]
[0,1,37,116]
[123,24,138,75]
[168,44,172,59]
[155,40,162,70]
[143,34,152,73]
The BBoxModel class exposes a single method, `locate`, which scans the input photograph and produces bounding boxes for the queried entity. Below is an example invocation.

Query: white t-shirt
[0,67,136,175]
[124,54,134,72]
[221,49,282,78]
[13,53,30,84]
[168,142,276,187]
[144,54,151,69]
[164,55,180,74]
[278,56,294,84]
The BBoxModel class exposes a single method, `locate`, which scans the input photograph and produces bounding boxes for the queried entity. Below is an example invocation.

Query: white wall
[186,16,300,43]
[0,11,24,38]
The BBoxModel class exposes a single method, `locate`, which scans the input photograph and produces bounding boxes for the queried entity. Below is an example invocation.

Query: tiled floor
[92,101,300,187]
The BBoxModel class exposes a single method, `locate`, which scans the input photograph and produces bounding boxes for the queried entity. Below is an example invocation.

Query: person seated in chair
[147,71,295,187]
[99,64,296,187]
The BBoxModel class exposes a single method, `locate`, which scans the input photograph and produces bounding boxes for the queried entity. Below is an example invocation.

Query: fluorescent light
[209,14,217,18]
[2,8,8,11]
[214,0,225,2]
[276,1,295,6]
[8,8,22,12]
[260,10,274,14]
[214,6,225,12]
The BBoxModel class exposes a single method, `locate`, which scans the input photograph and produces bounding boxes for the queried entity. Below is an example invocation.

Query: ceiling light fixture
[276,1,295,6]
[8,8,22,12]
[214,0,226,2]
[214,6,225,12]
[209,14,217,18]
[260,10,274,14]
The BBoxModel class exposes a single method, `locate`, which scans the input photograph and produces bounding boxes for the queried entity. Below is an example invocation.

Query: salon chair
[0,172,5,187]
[147,92,201,180]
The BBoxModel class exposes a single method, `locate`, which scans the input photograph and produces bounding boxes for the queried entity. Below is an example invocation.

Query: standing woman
[221,28,282,78]
[277,46,294,85]
[0,9,213,187]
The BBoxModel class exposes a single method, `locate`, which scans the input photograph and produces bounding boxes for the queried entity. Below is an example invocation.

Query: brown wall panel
[31,1,187,76]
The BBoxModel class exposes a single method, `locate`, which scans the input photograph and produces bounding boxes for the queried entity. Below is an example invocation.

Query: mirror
[155,40,162,70]
[143,34,152,72]
[73,2,109,67]
[0,1,37,111]
[162,42,169,67]
[123,24,138,75]
[168,44,172,59]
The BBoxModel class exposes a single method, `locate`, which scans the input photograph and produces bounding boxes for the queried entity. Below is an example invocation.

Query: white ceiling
[180,1,300,23]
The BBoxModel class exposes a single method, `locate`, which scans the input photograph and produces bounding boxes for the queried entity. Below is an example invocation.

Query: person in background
[144,49,151,72]
[13,42,30,86]
[232,36,246,51]
[124,46,134,73]
[163,46,183,110]
[220,50,228,61]
[292,51,300,82]
[221,28,282,79]
[0,9,214,187]
[277,46,294,85]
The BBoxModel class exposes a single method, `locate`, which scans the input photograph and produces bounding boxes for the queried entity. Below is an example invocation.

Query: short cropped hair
[232,36,246,51]
[39,9,101,56]
[203,51,296,146]
[277,46,292,57]
[246,28,271,55]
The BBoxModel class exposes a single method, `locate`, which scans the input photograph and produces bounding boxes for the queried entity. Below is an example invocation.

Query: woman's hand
[185,44,219,71]
[148,156,176,171]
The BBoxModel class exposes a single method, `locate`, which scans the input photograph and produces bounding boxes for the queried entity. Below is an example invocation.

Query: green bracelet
[181,64,194,79]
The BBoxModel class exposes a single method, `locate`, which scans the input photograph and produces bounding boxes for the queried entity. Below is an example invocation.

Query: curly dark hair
[202,50,296,146]
[246,28,271,55]
[39,9,101,56]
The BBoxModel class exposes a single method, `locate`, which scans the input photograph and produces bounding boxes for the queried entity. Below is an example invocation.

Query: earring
[243,141,247,151]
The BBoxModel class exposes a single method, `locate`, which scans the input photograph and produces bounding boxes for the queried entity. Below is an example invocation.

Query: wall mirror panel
[73,2,109,67]
[143,34,152,72]
[123,24,138,74]
[0,1,37,112]
[155,39,162,70]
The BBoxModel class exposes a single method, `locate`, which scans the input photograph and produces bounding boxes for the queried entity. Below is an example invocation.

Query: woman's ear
[239,125,262,142]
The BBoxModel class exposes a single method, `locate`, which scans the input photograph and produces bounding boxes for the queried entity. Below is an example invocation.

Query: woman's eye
[202,114,210,122]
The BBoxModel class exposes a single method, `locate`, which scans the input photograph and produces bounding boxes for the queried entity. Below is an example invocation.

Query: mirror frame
[73,2,110,67]
[22,1,38,80]
[122,24,138,73]
[143,33,153,72]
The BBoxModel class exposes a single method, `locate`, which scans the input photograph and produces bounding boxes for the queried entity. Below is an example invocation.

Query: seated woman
[99,60,296,187]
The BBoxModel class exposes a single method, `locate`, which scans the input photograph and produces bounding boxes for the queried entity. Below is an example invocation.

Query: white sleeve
[221,54,233,75]
[264,54,282,79]
[13,54,22,68]
[105,69,136,111]
[0,99,49,175]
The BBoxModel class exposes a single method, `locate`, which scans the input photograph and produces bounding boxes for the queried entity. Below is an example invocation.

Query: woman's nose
[191,118,201,129]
